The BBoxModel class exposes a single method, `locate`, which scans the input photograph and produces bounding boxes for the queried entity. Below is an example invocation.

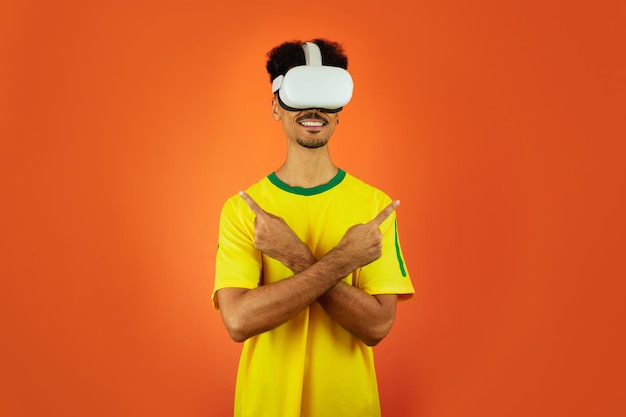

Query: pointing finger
[369,200,400,227]
[239,191,265,215]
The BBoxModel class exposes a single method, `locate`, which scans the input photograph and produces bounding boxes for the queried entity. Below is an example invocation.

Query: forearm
[286,246,398,346]
[318,283,397,346]
[218,248,355,342]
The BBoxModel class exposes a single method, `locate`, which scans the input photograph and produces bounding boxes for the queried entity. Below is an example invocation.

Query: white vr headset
[271,42,354,113]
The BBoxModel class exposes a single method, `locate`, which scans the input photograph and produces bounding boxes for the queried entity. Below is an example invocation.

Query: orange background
[1,1,625,416]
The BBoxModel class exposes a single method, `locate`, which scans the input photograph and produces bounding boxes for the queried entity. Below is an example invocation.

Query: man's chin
[296,138,329,149]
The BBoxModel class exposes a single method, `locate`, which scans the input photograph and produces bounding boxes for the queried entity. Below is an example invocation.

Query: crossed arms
[216,191,400,346]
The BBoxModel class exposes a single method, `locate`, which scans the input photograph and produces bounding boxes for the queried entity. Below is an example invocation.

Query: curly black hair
[265,38,348,83]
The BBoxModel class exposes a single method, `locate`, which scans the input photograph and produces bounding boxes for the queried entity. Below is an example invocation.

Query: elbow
[362,333,386,347]
[361,321,393,347]
[227,327,248,343]
[363,337,383,347]
[230,333,249,344]
[222,314,251,343]
[217,289,253,343]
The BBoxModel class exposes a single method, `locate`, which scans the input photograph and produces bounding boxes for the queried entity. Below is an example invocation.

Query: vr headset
[271,42,354,113]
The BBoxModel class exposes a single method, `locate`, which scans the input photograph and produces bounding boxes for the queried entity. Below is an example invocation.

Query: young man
[212,38,414,417]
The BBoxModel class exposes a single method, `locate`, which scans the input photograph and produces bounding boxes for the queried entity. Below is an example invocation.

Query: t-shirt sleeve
[211,196,262,310]
[357,208,415,300]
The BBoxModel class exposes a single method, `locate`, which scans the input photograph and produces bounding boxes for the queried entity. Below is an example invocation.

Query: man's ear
[271,96,281,120]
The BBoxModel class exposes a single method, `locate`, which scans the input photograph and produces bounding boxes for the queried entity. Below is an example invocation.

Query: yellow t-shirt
[213,169,414,417]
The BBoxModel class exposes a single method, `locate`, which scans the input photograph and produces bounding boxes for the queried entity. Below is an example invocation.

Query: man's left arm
[318,284,398,346]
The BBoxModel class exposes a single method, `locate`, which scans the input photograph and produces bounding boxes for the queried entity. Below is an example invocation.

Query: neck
[274,144,338,188]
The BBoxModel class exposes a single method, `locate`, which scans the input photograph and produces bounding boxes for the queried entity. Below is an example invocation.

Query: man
[212,38,414,417]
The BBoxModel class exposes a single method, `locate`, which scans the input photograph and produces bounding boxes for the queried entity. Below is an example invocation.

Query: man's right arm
[217,249,348,342]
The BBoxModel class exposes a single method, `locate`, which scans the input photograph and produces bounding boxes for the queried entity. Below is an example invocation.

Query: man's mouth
[297,113,327,129]
[299,120,325,127]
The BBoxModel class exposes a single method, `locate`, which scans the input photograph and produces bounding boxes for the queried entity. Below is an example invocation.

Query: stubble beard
[295,136,329,149]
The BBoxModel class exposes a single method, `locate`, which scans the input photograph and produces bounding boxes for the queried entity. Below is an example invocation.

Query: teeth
[300,121,324,127]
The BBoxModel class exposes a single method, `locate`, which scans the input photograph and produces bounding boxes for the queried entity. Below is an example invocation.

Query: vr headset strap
[302,42,322,66]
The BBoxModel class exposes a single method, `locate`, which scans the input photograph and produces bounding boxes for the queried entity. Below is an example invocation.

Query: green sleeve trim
[394,220,407,277]
[267,169,346,196]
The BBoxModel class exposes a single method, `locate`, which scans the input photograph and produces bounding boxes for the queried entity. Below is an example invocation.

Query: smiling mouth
[299,120,325,127]
[297,113,328,129]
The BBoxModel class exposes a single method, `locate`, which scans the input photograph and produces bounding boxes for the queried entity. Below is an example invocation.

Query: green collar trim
[268,169,346,196]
